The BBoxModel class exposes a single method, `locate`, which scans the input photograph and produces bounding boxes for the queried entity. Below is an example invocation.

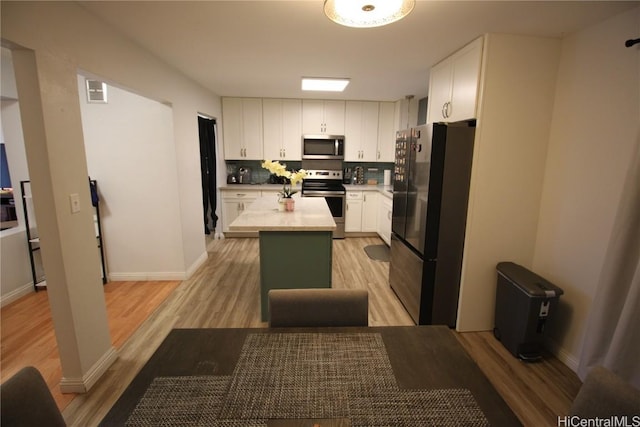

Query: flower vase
[285,198,295,212]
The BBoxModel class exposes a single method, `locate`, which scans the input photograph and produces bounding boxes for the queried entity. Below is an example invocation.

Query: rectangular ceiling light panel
[302,77,350,92]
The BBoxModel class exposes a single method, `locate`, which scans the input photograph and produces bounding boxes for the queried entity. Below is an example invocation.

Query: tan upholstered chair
[570,366,640,418]
[0,366,66,426]
[268,288,369,327]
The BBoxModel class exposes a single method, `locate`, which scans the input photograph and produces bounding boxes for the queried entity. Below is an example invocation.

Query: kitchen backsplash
[343,162,394,185]
[225,160,393,185]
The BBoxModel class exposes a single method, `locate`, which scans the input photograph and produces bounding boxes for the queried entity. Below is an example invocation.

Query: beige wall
[533,6,640,369]
[456,34,561,332]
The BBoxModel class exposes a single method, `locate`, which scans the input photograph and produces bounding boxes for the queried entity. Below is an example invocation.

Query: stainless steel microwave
[302,135,345,160]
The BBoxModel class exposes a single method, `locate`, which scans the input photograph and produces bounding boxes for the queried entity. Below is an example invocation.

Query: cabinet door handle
[442,103,447,119]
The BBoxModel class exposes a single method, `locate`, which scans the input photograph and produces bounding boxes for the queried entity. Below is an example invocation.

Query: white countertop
[229,196,336,232]
[221,183,393,198]
[344,184,393,199]
[220,184,287,191]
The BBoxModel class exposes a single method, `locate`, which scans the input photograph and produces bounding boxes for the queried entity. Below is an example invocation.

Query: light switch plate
[70,193,81,213]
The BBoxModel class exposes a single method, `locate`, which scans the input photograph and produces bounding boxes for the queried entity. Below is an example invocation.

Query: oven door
[302,190,345,238]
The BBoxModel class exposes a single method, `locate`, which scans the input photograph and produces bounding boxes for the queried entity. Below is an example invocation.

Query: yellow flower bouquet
[261,160,307,199]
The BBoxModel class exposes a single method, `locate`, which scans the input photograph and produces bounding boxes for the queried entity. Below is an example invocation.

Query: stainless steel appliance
[389,122,475,327]
[302,169,346,238]
[343,167,352,184]
[353,166,364,184]
[302,135,345,160]
[238,167,251,184]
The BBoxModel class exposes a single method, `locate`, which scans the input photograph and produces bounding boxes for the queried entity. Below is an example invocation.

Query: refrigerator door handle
[417,144,422,153]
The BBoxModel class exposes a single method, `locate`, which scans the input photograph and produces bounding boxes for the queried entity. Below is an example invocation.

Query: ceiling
[79,1,636,102]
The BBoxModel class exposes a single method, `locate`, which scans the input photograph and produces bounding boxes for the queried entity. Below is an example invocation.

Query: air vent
[85,79,107,103]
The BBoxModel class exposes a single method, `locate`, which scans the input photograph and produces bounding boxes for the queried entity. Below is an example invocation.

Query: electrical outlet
[70,193,81,213]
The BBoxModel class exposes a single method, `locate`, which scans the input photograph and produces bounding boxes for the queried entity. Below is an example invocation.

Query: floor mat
[364,244,390,262]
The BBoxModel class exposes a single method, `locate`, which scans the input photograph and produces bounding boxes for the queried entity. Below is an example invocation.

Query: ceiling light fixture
[323,0,415,28]
[302,77,350,92]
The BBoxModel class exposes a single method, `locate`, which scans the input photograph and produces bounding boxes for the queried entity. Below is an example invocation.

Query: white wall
[2,1,222,279]
[1,48,37,305]
[1,1,222,387]
[78,76,185,280]
[533,7,640,369]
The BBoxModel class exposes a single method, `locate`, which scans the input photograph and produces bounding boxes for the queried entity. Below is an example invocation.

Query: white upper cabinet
[263,98,302,161]
[345,101,379,161]
[427,36,484,124]
[224,97,396,163]
[377,102,396,162]
[302,100,345,135]
[222,97,264,160]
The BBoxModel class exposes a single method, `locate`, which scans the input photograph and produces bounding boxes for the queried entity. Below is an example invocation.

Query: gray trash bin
[494,262,563,362]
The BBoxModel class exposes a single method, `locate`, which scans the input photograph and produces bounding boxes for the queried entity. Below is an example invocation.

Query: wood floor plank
[455,330,581,427]
[0,280,179,411]
[2,237,581,426]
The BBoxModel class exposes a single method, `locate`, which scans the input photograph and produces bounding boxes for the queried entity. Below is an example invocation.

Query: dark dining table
[101,326,521,426]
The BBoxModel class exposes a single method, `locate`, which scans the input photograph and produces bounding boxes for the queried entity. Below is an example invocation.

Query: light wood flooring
[0,280,180,411]
[2,237,581,426]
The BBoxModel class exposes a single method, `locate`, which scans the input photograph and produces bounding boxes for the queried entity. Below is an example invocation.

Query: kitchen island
[229,196,336,321]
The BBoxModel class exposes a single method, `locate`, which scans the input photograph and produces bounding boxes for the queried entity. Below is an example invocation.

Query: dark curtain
[198,116,218,234]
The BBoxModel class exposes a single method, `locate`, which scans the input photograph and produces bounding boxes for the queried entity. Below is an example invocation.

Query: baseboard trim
[101,254,209,282]
[546,337,580,372]
[186,251,208,279]
[108,271,187,281]
[59,346,118,393]
[0,283,34,307]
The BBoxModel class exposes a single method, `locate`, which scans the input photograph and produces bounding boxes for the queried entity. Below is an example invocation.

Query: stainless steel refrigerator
[389,122,475,327]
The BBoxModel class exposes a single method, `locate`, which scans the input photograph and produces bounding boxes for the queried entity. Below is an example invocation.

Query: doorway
[198,115,218,235]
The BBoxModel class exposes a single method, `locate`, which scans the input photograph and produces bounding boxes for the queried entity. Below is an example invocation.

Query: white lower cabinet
[377,195,393,245]
[345,192,363,232]
[362,192,378,232]
[345,190,379,232]
[221,190,260,233]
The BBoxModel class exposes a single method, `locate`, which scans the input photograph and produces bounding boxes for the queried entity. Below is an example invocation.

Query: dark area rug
[363,244,390,262]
